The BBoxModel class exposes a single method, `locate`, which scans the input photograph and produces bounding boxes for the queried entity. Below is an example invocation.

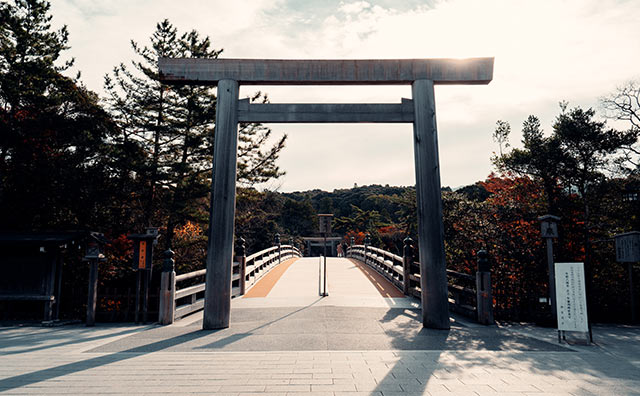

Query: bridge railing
[158,241,302,325]
[348,245,405,291]
[346,239,493,324]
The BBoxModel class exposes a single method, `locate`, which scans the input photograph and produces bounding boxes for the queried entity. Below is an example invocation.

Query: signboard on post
[138,241,147,269]
[554,262,589,333]
[540,221,558,238]
[615,232,640,263]
[318,214,333,235]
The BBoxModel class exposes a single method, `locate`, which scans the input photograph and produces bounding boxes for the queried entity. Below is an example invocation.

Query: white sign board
[554,262,589,332]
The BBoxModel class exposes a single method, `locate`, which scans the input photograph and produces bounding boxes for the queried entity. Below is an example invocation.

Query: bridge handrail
[175,268,206,283]
[346,242,492,323]
[159,243,302,325]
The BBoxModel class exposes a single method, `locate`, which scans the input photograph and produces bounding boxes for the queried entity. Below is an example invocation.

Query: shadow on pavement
[0,327,213,391]
[0,326,144,355]
[372,308,639,395]
[196,297,323,349]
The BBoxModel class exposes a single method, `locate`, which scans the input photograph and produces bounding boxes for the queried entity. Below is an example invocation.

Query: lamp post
[539,214,560,321]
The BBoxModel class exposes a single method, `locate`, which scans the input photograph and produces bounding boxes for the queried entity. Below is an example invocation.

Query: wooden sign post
[539,214,560,321]
[615,231,640,323]
[84,232,108,327]
[128,232,159,324]
[318,214,333,297]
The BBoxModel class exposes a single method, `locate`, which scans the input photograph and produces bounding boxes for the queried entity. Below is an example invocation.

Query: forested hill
[279,183,490,228]
[282,185,414,223]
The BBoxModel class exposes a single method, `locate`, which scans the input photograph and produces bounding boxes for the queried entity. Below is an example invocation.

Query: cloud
[49,0,640,191]
[50,0,280,92]
[338,1,372,15]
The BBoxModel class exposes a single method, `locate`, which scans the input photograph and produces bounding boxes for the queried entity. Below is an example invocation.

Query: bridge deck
[236,257,411,309]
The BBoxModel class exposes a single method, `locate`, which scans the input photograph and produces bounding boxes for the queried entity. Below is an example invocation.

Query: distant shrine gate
[159,57,494,330]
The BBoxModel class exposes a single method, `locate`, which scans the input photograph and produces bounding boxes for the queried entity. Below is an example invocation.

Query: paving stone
[264,385,311,392]
[311,384,358,391]
[288,379,332,385]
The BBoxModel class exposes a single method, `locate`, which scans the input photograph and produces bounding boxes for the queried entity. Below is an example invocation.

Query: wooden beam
[203,79,239,330]
[159,58,494,86]
[237,98,414,123]
[412,79,450,330]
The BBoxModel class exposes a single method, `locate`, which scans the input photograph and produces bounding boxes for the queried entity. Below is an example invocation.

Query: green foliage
[104,20,218,240]
[554,106,636,196]
[279,198,316,237]
[0,0,74,110]
[103,19,287,249]
[493,115,564,212]
[0,0,122,231]
[235,188,283,252]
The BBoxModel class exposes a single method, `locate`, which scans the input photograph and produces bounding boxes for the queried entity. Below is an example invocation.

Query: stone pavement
[0,257,638,395]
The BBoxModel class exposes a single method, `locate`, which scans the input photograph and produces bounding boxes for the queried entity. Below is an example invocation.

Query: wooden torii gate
[159,57,494,330]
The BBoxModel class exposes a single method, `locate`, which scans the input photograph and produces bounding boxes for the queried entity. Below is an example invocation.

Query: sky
[50,0,640,192]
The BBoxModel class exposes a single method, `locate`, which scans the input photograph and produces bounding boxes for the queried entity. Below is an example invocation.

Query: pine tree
[104,20,287,248]
[0,0,120,230]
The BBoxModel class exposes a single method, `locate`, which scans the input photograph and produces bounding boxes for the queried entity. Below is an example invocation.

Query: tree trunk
[143,88,164,228]
[164,92,194,250]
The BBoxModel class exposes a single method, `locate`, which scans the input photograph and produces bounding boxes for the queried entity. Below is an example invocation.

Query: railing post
[275,233,281,263]
[476,249,494,325]
[86,257,99,327]
[364,233,371,266]
[236,237,247,295]
[159,249,175,325]
[403,237,413,296]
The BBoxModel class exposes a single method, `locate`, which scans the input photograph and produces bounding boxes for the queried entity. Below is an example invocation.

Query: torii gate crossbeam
[159,57,494,330]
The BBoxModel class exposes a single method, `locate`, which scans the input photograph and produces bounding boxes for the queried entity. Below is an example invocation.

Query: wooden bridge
[157,240,493,326]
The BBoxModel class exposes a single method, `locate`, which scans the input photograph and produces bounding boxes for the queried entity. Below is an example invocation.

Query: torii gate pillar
[203,79,239,329]
[412,79,449,329]
[159,57,494,330]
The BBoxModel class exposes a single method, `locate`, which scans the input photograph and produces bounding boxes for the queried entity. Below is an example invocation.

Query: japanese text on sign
[554,262,588,332]
[138,240,147,269]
